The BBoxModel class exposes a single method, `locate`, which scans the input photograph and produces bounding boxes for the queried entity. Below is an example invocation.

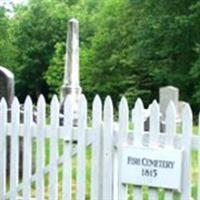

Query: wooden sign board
[121,146,183,191]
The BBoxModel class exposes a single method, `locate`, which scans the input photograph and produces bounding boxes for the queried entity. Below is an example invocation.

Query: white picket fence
[0,94,198,199]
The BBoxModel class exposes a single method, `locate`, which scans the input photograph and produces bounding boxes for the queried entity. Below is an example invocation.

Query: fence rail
[0,94,198,199]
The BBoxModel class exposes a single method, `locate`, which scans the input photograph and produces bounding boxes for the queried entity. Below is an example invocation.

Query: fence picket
[36,95,46,200]
[49,95,59,200]
[0,94,197,200]
[118,97,128,200]
[102,96,113,200]
[149,100,159,200]
[91,95,102,200]
[77,95,87,200]
[23,96,33,199]
[0,99,7,200]
[165,101,176,199]
[132,98,144,200]
[10,97,20,200]
[198,112,200,200]
[181,104,192,200]
[63,95,73,200]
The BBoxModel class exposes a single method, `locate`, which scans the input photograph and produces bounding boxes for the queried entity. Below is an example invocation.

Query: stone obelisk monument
[61,18,82,119]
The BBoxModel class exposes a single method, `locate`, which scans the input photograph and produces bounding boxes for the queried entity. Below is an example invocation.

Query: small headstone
[0,66,14,107]
[159,86,179,119]
[178,101,187,121]
[144,103,166,133]
[144,116,165,132]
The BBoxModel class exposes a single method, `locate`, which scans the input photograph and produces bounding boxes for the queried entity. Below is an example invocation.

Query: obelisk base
[60,84,82,126]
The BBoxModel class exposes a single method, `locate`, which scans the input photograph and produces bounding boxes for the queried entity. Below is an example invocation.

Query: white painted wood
[36,95,46,200]
[166,101,176,146]
[49,95,59,200]
[121,146,183,191]
[77,95,87,200]
[149,100,159,146]
[10,97,20,200]
[3,121,200,150]
[133,98,144,146]
[117,97,128,200]
[23,96,33,199]
[63,95,73,200]
[0,98,7,200]
[198,111,200,200]
[181,103,192,200]
[5,128,94,199]
[113,135,118,200]
[102,96,113,200]
[91,95,102,200]
[149,100,159,200]
[1,95,197,200]
[132,98,144,200]
[165,101,176,199]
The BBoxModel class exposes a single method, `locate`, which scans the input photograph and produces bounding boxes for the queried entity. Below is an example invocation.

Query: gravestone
[159,86,179,119]
[0,66,14,107]
[144,105,165,132]
[144,86,179,132]
[0,67,21,177]
[178,101,187,121]
[61,18,82,123]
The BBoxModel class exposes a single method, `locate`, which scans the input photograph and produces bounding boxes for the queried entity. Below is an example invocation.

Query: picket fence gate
[0,94,198,200]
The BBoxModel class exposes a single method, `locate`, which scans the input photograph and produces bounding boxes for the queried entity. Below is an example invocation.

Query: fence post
[49,95,59,200]
[149,100,160,200]
[102,96,113,200]
[23,96,33,199]
[77,95,87,200]
[198,112,200,200]
[91,95,102,200]
[63,95,73,200]
[36,95,46,200]
[0,99,7,200]
[181,104,192,200]
[165,101,176,199]
[132,98,144,200]
[10,97,20,199]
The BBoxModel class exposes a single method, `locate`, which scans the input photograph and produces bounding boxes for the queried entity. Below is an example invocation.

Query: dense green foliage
[1,0,200,110]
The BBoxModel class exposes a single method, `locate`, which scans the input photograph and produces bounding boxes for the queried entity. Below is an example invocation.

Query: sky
[12,0,27,4]
[0,0,27,8]
[0,0,28,17]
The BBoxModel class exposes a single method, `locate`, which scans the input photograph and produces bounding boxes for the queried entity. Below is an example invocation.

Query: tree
[44,0,101,101]
[45,42,65,97]
[3,0,200,111]
[10,0,69,101]
[0,6,13,68]
[81,0,200,108]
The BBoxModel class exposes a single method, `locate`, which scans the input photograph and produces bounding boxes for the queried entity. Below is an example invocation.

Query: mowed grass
[30,139,92,199]
[23,125,200,199]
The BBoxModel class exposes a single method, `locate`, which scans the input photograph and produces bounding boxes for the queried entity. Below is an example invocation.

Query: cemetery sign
[121,146,183,191]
